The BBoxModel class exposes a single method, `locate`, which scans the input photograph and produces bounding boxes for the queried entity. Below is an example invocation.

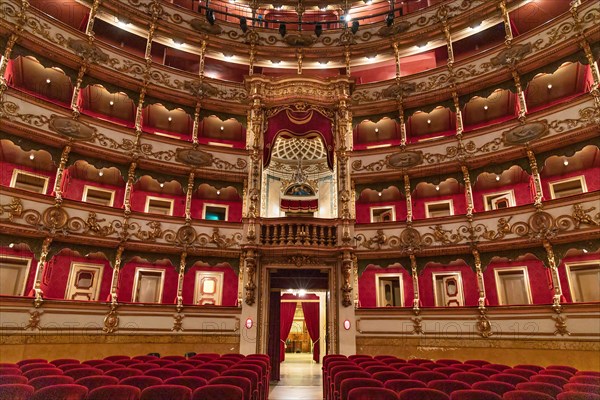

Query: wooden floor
[269,353,322,400]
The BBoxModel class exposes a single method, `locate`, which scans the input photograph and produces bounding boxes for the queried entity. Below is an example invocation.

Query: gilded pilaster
[472,248,486,307]
[403,175,413,223]
[409,253,420,310]
[526,148,544,209]
[511,68,528,121]
[341,251,353,307]
[461,165,474,217]
[498,0,513,45]
[184,171,195,223]
[53,144,72,204]
[244,249,257,305]
[0,0,29,97]
[543,240,564,309]
[109,245,125,304]
[31,237,52,307]
[84,0,103,36]
[123,161,138,215]
[176,251,187,311]
[192,102,201,145]
[297,48,303,75]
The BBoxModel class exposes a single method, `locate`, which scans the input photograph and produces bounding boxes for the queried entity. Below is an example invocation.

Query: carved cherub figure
[572,204,598,228]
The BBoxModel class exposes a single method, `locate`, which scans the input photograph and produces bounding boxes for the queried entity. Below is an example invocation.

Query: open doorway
[267,269,330,381]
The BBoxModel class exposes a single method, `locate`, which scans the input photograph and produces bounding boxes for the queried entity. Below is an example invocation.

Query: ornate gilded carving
[133,221,163,241]
[284,34,317,47]
[184,80,220,98]
[84,212,116,236]
[376,21,411,38]
[244,250,257,306]
[357,230,387,250]
[208,228,241,249]
[341,251,353,307]
[490,43,532,67]
[411,314,424,335]
[0,198,23,221]
[476,307,493,338]
[103,303,119,334]
[288,255,318,268]
[49,117,97,140]
[572,204,600,228]
[189,18,223,35]
[381,82,416,99]
[176,148,213,167]
[502,121,549,146]
[24,310,42,331]
[175,225,197,247]
[172,313,184,332]
[67,38,109,63]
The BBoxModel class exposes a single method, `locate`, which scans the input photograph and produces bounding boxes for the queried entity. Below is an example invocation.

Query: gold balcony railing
[259,218,338,247]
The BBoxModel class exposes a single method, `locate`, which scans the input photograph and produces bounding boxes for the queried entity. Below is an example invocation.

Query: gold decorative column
[192,102,201,145]
[123,161,138,215]
[175,251,187,312]
[108,245,124,304]
[543,240,564,310]
[184,171,195,223]
[472,248,486,307]
[243,249,257,305]
[461,165,474,217]
[511,68,528,121]
[31,237,53,307]
[409,253,420,310]
[499,0,514,45]
[53,144,72,204]
[526,148,544,208]
[341,251,353,307]
[403,175,413,223]
[296,48,303,75]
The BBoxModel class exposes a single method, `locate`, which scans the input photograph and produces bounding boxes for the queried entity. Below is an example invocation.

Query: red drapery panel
[280,199,318,212]
[279,300,297,363]
[301,300,320,363]
[264,108,334,170]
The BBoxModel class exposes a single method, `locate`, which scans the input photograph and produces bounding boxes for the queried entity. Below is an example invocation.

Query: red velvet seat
[542,369,575,379]
[179,360,205,367]
[0,364,17,369]
[422,363,444,370]
[74,375,119,391]
[514,365,544,373]
[20,363,52,373]
[357,360,384,368]
[86,384,141,400]
[383,359,407,365]
[411,371,448,383]
[564,383,600,394]
[29,383,88,400]
[470,368,500,377]
[222,369,260,400]
[486,364,510,372]
[194,353,221,360]
[409,359,433,365]
[129,364,158,372]
[23,368,64,379]
[503,390,555,400]
[28,375,74,390]
[449,372,489,385]
[82,360,111,367]
[144,368,181,380]
[340,377,383,400]
[366,366,396,375]
[183,369,220,380]
[50,360,80,367]
[120,376,163,390]
[168,364,193,373]
[59,364,87,372]
[105,368,143,380]
[463,360,490,367]
[571,376,600,386]
[63,368,103,380]
[384,379,427,393]
[577,372,600,378]
[349,355,372,361]
[0,383,34,400]
[96,364,122,372]
[505,368,538,379]
[210,376,253,400]
[0,368,22,376]
[398,365,430,375]
[16,359,47,367]
[548,366,579,374]
[397,387,450,400]
[372,371,410,382]
[348,387,399,400]
[427,379,471,395]
[191,355,220,362]
[192,384,244,400]
[103,356,130,362]
[451,365,476,372]
[437,360,462,367]
[448,389,502,400]
[532,374,569,387]
[490,373,528,385]
[212,360,236,367]
[221,354,246,361]
[198,363,229,373]
[164,376,207,390]
[471,381,515,395]
[147,360,174,367]
[140,384,192,400]
[115,360,139,367]
[435,368,465,376]
[374,356,400,362]
[558,393,600,400]
[162,356,186,362]
[132,356,158,363]
[0,375,28,385]
[331,370,370,400]
[516,382,562,397]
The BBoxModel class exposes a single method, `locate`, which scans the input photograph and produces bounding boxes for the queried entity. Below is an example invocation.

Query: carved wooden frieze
[176,148,214,167]
[284,34,318,47]
[49,117,96,141]
[386,150,423,169]
[381,82,416,99]
[376,21,411,38]
[490,43,532,67]
[67,38,109,64]
[189,18,223,35]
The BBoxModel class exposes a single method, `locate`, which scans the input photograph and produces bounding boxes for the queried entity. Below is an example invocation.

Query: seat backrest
[463,360,490,367]
[131,356,158,363]
[397,387,450,400]
[191,384,244,400]
[168,364,193,373]
[436,360,462,367]
[147,360,174,367]
[427,379,470,395]
[198,363,228,373]
[50,360,80,367]
[120,376,163,390]
[182,369,220,380]
[514,365,544,373]
[129,364,158,372]
[411,371,448,383]
[140,384,192,400]
[29,383,88,400]
[408,359,433,366]
[486,364,510,372]
[471,380,515,395]
[547,365,578,374]
[340,377,383,400]
[28,375,74,390]
[469,368,498,377]
[87,384,141,400]
[372,371,410,382]
[115,360,139,367]
[105,368,143,380]
[541,369,574,379]
[103,356,130,362]
[434,368,464,376]
[505,368,537,379]
[398,366,429,375]
[366,366,396,375]
[16,359,47,367]
[577,372,600,378]
[162,356,186,362]
[490,373,528,385]
[0,375,28,385]
[23,368,64,379]
[516,382,562,397]
[0,383,35,400]
[448,372,489,385]
[448,389,502,400]
[74,375,119,391]
[60,364,88,372]
[503,390,555,400]
[333,370,371,390]
[210,376,252,400]
[563,383,600,394]
[531,374,568,387]
[348,387,399,400]
[0,368,22,376]
[64,368,103,380]
[557,393,600,400]
[571,376,600,385]
[144,368,181,379]
[384,379,427,393]
[81,360,109,367]
[164,376,207,390]
[20,363,52,373]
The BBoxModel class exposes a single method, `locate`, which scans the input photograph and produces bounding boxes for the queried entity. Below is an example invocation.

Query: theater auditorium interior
[0,0,599,399]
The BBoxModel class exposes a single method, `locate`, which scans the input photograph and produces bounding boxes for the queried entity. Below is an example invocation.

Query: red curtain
[302,301,320,363]
[279,300,297,362]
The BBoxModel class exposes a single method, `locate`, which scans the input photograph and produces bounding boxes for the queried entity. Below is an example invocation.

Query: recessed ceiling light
[217,190,221,195]
[159,183,164,188]
[427,119,432,124]
[378,192,382,197]
[484,105,489,110]
[99,171,104,177]
[563,160,569,166]
[109,100,114,106]
[547,83,553,90]
[29,154,35,160]
[374,128,379,133]
[435,185,440,191]
[168,116,172,122]
[46,78,51,84]
[220,126,225,131]
[495,175,500,181]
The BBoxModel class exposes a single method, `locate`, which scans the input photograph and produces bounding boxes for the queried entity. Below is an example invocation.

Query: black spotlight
[206,8,216,25]
[385,12,394,27]
[279,22,287,37]
[314,23,323,37]
[239,16,248,32]
[351,20,359,34]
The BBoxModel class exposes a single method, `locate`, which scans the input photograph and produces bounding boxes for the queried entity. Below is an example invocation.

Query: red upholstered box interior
[473,181,533,212]
[141,105,193,139]
[0,247,37,297]
[0,161,56,196]
[355,201,406,224]
[418,262,479,307]
[61,174,126,209]
[358,264,413,308]
[182,263,239,306]
[118,260,179,304]
[190,198,243,222]
[130,190,187,217]
[558,253,600,303]
[78,85,136,128]
[412,192,467,220]
[542,168,599,200]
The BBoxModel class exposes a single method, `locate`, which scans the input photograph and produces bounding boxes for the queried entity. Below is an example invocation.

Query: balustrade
[259,218,338,247]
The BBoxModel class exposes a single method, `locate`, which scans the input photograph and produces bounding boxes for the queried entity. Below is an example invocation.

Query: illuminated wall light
[8,243,15,248]
[378,192,382,197]
[435,185,440,191]
[484,105,489,111]
[172,40,184,49]
[495,175,500,181]
[29,154,35,160]
[159,183,164,188]
[547,83,553,90]
[317,60,328,65]
[99,171,104,177]
[216,190,221,195]
[46,78,51,84]
[427,119,432,124]
[343,319,351,330]
[298,289,307,297]
[583,249,588,253]
[245,317,253,329]
[109,100,114,106]
[563,160,569,166]
[374,128,379,133]
[220,126,225,131]
[168,116,173,122]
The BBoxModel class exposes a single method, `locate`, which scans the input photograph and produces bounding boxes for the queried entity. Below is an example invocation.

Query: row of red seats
[324,355,600,400]
[0,353,270,400]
